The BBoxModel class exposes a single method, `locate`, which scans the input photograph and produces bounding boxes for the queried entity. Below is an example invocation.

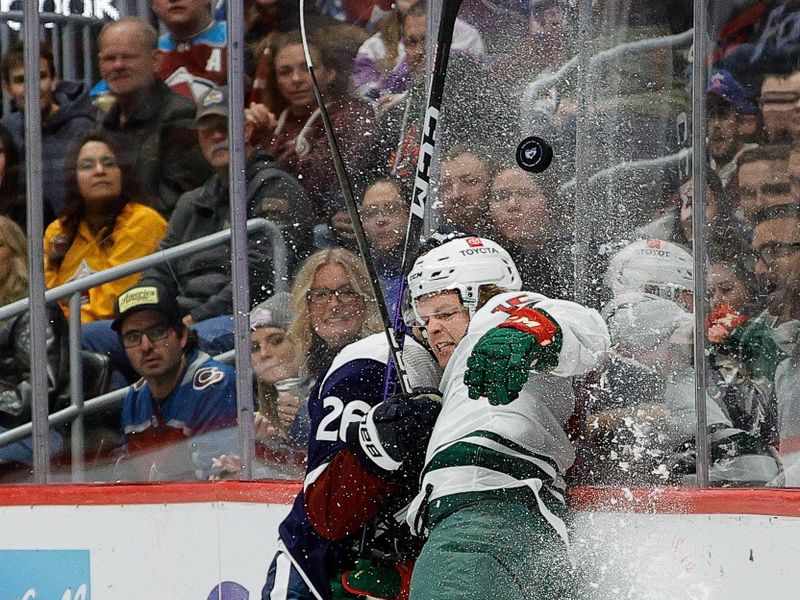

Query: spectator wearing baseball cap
[113,280,238,481]
[137,84,311,344]
[81,85,312,382]
[707,69,759,189]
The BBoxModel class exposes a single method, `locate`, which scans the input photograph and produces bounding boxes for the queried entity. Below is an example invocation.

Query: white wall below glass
[2,483,800,599]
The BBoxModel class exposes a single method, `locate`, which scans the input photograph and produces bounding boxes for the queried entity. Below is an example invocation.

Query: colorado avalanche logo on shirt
[193,366,225,390]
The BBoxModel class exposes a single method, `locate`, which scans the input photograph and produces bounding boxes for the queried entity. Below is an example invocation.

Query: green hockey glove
[722,319,787,381]
[340,558,413,600]
[707,305,786,380]
[464,306,562,405]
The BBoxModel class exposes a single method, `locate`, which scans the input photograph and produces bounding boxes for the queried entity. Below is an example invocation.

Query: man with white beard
[82,85,310,382]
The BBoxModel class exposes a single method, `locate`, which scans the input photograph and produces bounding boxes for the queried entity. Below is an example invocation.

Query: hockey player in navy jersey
[393,235,609,600]
[261,330,441,600]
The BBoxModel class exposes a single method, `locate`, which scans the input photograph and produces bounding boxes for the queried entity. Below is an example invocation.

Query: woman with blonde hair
[288,247,382,380]
[0,217,71,474]
[0,215,28,307]
[209,250,381,480]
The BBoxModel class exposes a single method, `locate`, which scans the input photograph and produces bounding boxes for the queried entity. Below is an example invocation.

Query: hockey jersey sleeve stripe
[414,468,567,530]
[303,461,331,492]
[456,435,564,486]
[423,440,561,490]
[275,540,326,600]
[429,429,562,476]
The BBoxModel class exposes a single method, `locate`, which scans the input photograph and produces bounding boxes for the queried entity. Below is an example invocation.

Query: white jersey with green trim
[406,291,610,531]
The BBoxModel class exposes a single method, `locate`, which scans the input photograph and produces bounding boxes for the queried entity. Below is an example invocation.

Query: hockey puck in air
[515,136,553,173]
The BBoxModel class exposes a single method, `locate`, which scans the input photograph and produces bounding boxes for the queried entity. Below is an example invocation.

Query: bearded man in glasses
[112,280,237,481]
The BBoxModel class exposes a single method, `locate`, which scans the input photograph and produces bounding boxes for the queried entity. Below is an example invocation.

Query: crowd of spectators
[0,0,797,489]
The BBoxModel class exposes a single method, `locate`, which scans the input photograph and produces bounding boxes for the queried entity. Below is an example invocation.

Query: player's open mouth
[434,341,454,354]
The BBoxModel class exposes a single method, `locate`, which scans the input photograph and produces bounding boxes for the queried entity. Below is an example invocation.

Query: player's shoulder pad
[323,333,392,382]
[320,357,386,403]
[319,333,428,391]
[487,291,549,311]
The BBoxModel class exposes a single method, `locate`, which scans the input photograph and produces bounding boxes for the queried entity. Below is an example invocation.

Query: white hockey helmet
[408,235,522,318]
[604,239,693,304]
[602,292,692,351]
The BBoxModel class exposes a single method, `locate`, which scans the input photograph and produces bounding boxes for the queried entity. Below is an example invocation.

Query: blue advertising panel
[0,550,90,599]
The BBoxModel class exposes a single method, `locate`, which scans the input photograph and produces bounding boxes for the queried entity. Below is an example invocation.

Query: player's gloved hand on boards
[346,388,442,480]
[707,304,786,380]
[337,558,414,600]
[465,306,562,405]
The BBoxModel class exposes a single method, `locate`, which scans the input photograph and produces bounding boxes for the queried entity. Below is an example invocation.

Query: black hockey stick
[382,0,464,397]
[299,4,413,396]
[402,0,464,270]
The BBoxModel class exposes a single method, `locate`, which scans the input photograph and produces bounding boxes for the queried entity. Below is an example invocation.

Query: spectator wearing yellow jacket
[44,130,167,323]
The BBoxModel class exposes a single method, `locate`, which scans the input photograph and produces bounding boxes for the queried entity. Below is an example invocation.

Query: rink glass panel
[1,1,798,489]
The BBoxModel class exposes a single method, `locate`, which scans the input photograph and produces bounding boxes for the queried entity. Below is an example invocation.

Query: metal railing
[0,218,286,482]
[2,0,254,483]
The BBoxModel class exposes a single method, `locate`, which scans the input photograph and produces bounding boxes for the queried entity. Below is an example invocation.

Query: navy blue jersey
[275,333,440,599]
[277,338,391,599]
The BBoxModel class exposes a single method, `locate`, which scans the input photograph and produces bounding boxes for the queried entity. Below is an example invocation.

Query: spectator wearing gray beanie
[211,292,312,480]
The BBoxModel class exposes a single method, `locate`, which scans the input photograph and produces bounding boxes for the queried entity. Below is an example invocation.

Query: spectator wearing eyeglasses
[752,204,800,328]
[82,87,308,389]
[113,280,237,481]
[486,162,574,299]
[44,130,167,324]
[288,248,382,381]
[748,203,800,483]
[359,176,410,312]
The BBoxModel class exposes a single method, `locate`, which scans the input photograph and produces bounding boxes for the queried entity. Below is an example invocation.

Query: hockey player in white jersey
[384,235,610,600]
